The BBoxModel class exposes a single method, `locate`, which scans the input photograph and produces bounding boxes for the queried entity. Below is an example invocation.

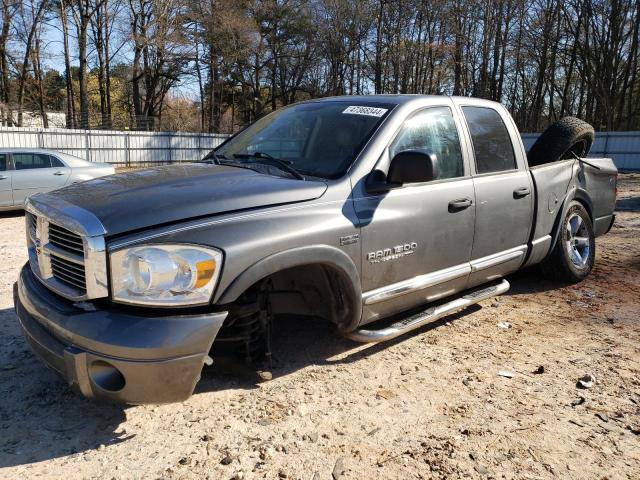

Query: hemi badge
[340,234,359,246]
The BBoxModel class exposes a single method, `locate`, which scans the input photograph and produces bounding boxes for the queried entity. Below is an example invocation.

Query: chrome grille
[50,254,87,291]
[25,196,108,301]
[27,212,37,237]
[48,223,84,255]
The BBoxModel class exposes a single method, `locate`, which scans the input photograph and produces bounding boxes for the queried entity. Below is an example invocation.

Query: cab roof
[304,94,504,109]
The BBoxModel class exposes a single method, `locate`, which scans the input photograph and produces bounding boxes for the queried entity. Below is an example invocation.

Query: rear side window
[0,154,6,171]
[462,106,516,174]
[13,153,52,170]
[50,156,65,167]
[390,107,464,179]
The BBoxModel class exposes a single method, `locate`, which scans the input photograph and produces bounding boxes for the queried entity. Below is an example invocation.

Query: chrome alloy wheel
[566,213,590,268]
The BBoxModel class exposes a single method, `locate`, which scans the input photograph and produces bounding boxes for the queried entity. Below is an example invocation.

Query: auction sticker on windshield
[343,106,388,117]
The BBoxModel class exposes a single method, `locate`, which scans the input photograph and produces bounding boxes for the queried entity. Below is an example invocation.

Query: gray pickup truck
[14,96,617,404]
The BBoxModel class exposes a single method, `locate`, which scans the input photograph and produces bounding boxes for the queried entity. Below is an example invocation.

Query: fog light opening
[89,360,126,392]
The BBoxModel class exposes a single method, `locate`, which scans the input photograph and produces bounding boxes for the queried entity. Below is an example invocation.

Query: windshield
[209,101,394,179]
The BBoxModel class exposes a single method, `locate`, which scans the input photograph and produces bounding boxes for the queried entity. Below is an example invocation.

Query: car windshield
[209,101,394,179]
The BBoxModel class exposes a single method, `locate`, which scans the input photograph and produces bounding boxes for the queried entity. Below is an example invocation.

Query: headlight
[110,244,223,306]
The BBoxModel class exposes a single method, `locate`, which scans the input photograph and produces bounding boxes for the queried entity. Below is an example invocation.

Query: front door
[458,105,534,287]
[354,106,476,323]
[0,153,13,208]
[10,152,71,205]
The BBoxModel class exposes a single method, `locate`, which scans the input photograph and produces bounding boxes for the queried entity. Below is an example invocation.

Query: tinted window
[462,106,516,174]
[50,156,65,167]
[13,153,52,170]
[390,107,464,179]
[0,154,6,171]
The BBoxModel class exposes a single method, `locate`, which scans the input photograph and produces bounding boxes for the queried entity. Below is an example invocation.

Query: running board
[345,279,510,343]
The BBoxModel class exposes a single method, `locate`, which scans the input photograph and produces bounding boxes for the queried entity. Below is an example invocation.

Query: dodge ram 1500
[14,95,617,403]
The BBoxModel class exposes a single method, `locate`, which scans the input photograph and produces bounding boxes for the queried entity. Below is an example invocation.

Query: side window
[13,153,52,170]
[461,106,517,174]
[50,156,65,168]
[0,154,6,171]
[390,107,464,180]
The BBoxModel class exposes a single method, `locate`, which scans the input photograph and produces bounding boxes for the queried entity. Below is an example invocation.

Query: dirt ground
[0,175,639,480]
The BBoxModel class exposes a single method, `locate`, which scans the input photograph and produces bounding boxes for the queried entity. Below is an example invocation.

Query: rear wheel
[542,202,595,283]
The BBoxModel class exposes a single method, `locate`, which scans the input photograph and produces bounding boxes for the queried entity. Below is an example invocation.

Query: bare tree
[58,0,77,128]
[68,0,106,128]
[0,0,19,125]
[127,0,188,130]
[15,0,48,126]
[3,0,640,133]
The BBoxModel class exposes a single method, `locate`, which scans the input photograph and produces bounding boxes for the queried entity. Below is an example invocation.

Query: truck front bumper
[14,264,228,404]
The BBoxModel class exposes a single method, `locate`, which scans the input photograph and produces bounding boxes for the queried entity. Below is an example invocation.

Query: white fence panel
[41,128,88,153]
[0,127,230,166]
[521,131,640,170]
[0,129,41,148]
[1,127,638,170]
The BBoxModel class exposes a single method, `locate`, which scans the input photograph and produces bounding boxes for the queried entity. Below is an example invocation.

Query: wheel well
[572,196,593,222]
[234,263,358,332]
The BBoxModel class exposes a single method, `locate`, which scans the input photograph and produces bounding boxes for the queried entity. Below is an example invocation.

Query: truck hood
[40,164,328,236]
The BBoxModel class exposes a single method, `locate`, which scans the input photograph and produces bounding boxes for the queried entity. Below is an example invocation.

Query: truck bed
[525,157,617,266]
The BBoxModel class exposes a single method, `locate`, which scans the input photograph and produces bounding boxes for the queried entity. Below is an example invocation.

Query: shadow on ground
[0,210,24,220]
[503,267,567,296]
[199,266,560,392]
[616,197,640,212]
[197,304,481,395]
[0,263,564,468]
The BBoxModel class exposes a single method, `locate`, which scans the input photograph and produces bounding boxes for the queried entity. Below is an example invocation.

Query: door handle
[0,175,7,180]
[513,187,531,198]
[448,198,473,212]
[53,171,65,176]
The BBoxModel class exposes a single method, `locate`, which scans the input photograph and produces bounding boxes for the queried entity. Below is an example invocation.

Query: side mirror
[387,150,439,185]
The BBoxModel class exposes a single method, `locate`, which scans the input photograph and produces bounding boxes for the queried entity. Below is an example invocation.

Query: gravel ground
[0,175,639,480]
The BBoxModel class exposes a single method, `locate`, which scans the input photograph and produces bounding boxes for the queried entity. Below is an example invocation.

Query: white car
[0,149,115,211]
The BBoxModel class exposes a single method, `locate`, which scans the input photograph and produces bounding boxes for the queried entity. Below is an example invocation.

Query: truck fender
[215,245,363,332]
[546,186,594,260]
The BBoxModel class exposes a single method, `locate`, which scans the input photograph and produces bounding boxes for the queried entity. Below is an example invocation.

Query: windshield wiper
[200,151,229,164]
[215,158,263,173]
[233,152,306,180]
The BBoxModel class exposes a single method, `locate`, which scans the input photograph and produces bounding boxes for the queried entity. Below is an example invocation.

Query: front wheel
[542,202,595,283]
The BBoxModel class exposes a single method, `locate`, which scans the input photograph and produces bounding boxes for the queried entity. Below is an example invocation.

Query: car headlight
[110,244,223,306]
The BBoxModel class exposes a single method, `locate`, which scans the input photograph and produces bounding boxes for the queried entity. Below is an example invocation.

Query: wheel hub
[566,213,590,268]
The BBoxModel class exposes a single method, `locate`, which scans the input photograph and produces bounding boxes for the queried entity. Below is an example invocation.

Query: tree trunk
[0,0,13,126]
[16,0,47,127]
[92,7,108,129]
[103,0,112,128]
[33,35,47,127]
[374,0,384,94]
[194,26,205,132]
[77,19,89,128]
[207,51,215,132]
[60,0,76,128]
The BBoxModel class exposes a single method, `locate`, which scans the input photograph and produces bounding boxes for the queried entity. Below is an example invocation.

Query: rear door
[457,103,534,288]
[11,152,71,205]
[0,153,13,208]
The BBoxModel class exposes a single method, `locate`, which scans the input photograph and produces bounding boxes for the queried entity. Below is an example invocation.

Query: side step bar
[345,279,510,343]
